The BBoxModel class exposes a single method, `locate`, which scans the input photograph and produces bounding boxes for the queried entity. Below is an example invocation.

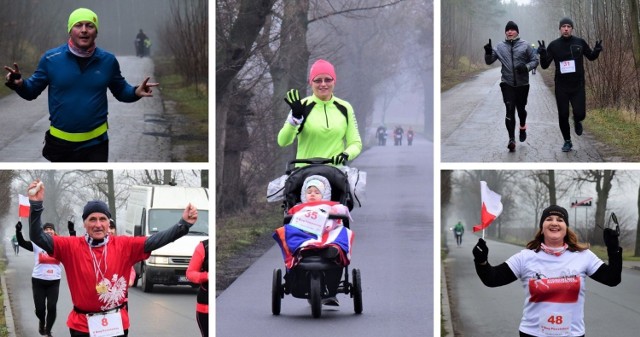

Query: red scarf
[540,243,568,256]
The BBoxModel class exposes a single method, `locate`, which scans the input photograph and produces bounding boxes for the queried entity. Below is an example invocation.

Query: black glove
[483,39,492,55]
[331,152,348,165]
[472,238,489,264]
[593,40,603,53]
[603,228,619,253]
[516,64,528,74]
[4,72,21,90]
[284,89,305,119]
[15,221,22,232]
[537,40,546,56]
[68,221,74,233]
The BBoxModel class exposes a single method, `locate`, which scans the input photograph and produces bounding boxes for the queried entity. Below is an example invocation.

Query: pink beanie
[309,59,337,84]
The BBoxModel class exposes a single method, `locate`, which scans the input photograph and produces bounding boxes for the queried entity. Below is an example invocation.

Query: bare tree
[573,170,616,245]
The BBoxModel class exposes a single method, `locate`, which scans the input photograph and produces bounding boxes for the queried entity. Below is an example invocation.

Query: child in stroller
[273,174,353,306]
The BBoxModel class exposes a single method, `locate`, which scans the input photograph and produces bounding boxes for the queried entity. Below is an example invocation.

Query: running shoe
[575,121,583,136]
[562,140,573,152]
[519,125,527,142]
[507,138,516,152]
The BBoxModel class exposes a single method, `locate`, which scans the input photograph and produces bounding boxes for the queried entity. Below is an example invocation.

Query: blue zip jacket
[16,44,140,135]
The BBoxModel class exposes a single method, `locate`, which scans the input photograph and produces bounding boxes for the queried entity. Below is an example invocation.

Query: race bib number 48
[539,312,572,336]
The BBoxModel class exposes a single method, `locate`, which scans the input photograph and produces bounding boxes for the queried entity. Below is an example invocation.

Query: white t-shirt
[506,249,603,336]
[32,243,62,280]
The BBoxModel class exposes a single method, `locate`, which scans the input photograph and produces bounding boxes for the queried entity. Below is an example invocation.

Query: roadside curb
[1,271,16,337]
[441,258,454,337]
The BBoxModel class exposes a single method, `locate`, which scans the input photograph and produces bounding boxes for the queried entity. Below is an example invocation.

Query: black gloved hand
[537,40,546,56]
[472,238,489,264]
[284,89,305,119]
[4,72,21,90]
[483,39,492,55]
[516,64,528,74]
[15,221,22,232]
[593,40,603,53]
[331,152,348,165]
[603,228,619,253]
[68,221,74,233]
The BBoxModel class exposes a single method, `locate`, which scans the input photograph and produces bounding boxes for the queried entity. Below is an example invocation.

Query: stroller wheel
[351,268,363,314]
[272,269,283,315]
[309,274,322,318]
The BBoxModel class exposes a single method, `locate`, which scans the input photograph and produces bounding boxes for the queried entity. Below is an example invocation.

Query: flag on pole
[472,181,503,232]
[18,194,30,218]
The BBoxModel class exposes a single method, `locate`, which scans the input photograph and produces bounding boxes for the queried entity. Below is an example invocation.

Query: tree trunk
[628,0,640,68]
[635,182,640,256]
[591,170,615,246]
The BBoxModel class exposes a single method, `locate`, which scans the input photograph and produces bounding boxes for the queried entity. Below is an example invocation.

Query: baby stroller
[272,158,363,318]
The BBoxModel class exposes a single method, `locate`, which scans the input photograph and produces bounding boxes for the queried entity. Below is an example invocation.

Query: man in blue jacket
[3,8,158,162]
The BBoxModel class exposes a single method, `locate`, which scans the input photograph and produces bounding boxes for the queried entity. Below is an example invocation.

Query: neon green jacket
[278,94,362,163]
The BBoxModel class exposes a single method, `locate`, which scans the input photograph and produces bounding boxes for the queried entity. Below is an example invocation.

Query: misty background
[217,0,433,215]
[441,170,640,256]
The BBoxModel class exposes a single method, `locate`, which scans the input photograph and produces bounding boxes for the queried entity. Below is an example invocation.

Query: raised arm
[143,204,197,253]
[589,228,622,286]
[472,238,518,287]
[15,221,34,252]
[27,180,54,255]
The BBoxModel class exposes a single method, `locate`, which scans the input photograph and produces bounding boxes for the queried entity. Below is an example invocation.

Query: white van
[123,185,209,292]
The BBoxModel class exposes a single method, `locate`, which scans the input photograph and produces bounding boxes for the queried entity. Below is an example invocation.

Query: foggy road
[0,56,170,162]
[3,233,200,337]
[440,67,605,162]
[217,135,434,336]
[444,235,640,336]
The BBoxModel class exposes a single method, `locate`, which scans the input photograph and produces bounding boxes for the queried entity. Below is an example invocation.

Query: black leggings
[519,331,584,337]
[70,329,128,336]
[196,312,208,337]
[500,83,530,139]
[32,278,60,333]
[555,84,586,141]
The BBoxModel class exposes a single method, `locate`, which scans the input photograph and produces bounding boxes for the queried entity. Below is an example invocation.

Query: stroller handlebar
[286,157,347,171]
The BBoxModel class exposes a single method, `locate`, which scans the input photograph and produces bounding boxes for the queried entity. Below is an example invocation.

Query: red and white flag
[472,181,503,232]
[18,194,30,218]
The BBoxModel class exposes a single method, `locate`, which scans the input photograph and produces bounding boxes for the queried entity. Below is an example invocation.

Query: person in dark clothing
[16,221,62,337]
[484,21,538,152]
[135,29,149,57]
[472,205,621,337]
[186,239,208,337]
[538,17,602,152]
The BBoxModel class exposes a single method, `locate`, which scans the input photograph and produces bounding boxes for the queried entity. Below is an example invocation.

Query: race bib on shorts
[539,311,572,336]
[87,312,124,337]
[289,204,330,237]
[560,60,576,74]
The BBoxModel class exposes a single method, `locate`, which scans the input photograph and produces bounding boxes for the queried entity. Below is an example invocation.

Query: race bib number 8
[560,60,576,74]
[539,312,571,336]
[87,312,124,337]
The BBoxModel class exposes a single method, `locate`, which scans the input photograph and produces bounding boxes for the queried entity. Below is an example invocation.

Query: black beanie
[559,17,574,28]
[505,21,519,33]
[82,200,112,220]
[43,223,56,231]
[539,205,569,228]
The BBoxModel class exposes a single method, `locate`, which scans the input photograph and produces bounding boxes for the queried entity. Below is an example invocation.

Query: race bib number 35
[289,205,330,237]
[539,312,571,336]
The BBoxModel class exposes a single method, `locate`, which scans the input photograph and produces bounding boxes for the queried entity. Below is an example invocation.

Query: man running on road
[538,17,602,152]
[3,8,158,162]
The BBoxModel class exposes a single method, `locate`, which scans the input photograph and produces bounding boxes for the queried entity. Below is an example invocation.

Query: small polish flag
[472,181,503,232]
[18,194,30,218]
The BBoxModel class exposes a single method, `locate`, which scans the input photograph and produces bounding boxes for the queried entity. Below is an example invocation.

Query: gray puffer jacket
[485,37,538,87]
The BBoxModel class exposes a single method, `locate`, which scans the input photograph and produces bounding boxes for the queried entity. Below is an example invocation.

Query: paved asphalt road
[441,67,606,162]
[217,136,434,336]
[0,56,170,162]
[444,235,640,336]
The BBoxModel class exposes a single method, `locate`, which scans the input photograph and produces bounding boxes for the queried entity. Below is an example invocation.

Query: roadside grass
[441,57,490,92]
[0,249,8,337]
[586,108,640,161]
[152,57,208,162]
[215,203,283,293]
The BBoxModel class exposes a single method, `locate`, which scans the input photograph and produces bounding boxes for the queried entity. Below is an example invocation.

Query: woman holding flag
[471,204,622,337]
